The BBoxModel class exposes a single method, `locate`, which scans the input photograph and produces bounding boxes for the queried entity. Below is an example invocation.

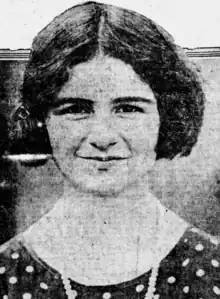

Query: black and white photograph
[0,0,220,298]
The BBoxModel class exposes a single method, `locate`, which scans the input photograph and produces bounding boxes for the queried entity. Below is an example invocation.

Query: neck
[23,181,163,254]
[22,181,188,285]
[24,179,188,246]
[60,178,155,221]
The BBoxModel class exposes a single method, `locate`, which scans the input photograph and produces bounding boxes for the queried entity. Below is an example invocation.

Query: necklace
[61,272,78,299]
[61,200,162,299]
[61,264,159,299]
[21,192,187,299]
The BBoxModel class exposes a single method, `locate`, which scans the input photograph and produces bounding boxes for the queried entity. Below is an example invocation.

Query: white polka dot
[11,252,19,259]
[40,282,48,290]
[196,269,205,277]
[3,296,8,299]
[9,277,17,284]
[22,293,32,299]
[211,259,219,267]
[195,244,204,251]
[136,284,145,292]
[25,266,34,273]
[213,286,220,295]
[103,292,111,299]
[182,258,190,267]
[184,238,188,243]
[167,276,176,284]
[183,286,189,293]
[0,267,6,274]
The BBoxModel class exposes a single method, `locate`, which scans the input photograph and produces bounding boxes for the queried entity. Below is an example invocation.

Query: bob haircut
[10,1,205,165]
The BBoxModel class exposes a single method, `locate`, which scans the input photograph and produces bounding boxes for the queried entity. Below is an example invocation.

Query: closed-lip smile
[78,156,128,162]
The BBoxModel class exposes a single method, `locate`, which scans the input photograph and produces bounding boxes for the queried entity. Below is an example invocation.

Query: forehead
[58,56,155,100]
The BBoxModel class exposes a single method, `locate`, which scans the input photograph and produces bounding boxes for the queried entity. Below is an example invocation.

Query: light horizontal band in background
[0,49,31,61]
[2,154,51,161]
[1,48,220,60]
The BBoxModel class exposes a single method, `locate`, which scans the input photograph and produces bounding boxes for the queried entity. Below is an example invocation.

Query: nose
[87,118,118,152]
[90,141,117,151]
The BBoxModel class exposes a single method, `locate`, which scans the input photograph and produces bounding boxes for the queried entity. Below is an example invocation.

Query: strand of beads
[61,201,161,299]
[61,273,78,299]
[62,264,159,299]
[144,265,159,299]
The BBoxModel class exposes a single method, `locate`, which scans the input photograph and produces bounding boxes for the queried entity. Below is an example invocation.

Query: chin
[60,157,154,197]
[69,173,130,197]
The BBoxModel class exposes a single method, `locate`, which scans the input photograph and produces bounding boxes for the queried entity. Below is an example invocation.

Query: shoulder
[179,227,220,285]
[184,227,220,248]
[0,233,36,274]
[161,226,220,278]
[0,235,25,295]
[0,235,24,258]
[176,226,220,262]
[162,226,220,269]
[0,235,26,278]
[158,226,220,297]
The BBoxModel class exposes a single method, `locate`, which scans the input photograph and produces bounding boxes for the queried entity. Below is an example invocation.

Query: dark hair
[12,1,205,164]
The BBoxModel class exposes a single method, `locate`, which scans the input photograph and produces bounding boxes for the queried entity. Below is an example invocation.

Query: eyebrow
[51,98,93,108]
[112,96,154,105]
[53,96,154,107]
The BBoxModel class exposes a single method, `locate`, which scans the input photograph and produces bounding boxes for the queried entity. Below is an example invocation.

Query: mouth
[78,156,128,162]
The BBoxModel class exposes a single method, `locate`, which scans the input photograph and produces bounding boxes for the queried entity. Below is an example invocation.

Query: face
[46,56,160,196]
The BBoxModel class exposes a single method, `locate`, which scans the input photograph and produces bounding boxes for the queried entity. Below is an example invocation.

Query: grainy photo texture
[0,1,220,298]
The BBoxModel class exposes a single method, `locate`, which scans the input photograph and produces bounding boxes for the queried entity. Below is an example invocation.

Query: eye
[115,105,144,114]
[53,103,93,117]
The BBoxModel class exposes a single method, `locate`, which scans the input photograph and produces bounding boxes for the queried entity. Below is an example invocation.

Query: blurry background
[1,0,220,243]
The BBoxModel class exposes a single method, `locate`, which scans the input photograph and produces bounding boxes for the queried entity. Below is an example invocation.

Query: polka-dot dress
[0,228,220,298]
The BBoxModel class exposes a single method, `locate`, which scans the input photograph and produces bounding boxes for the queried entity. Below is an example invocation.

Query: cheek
[47,119,86,154]
[118,115,159,152]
